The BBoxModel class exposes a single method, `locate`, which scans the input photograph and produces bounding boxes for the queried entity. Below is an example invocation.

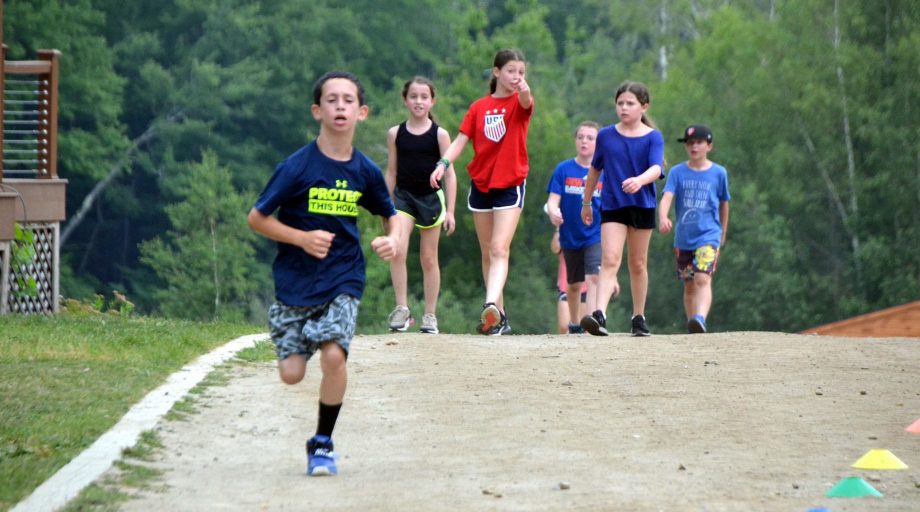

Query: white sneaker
[420,313,439,334]
[387,305,414,331]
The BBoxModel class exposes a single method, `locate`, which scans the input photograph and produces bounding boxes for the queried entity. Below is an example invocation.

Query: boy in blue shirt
[248,71,399,476]
[658,125,730,334]
[546,121,603,334]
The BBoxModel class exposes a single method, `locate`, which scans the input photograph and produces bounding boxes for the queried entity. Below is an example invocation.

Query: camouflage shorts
[267,294,359,361]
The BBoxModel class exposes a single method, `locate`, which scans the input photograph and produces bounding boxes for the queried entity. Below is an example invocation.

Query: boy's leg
[319,341,347,405]
[418,225,441,315]
[686,272,713,320]
[278,355,307,385]
[268,302,317,385]
[583,242,602,315]
[303,295,357,476]
[556,293,569,334]
[566,282,583,326]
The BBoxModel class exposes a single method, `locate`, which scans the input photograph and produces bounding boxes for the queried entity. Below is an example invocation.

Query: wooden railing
[1,45,60,181]
[1,41,65,314]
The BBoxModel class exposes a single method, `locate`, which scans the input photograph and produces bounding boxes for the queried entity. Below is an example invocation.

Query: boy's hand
[371,235,398,261]
[659,217,672,234]
[300,230,335,259]
[548,207,564,227]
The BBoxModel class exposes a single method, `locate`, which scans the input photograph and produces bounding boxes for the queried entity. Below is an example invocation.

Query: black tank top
[395,121,440,195]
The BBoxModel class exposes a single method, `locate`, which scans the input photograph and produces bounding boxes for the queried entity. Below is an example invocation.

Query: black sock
[316,401,342,438]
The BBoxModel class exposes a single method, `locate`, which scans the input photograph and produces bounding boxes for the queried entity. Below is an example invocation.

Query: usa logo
[484,109,506,142]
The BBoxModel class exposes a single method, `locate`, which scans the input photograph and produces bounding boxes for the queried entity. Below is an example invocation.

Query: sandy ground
[106,332,920,511]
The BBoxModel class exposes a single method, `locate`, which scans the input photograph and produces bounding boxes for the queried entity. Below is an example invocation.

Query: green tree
[139,151,265,321]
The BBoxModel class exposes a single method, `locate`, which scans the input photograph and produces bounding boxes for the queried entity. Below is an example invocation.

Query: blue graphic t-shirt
[546,158,602,250]
[662,161,731,250]
[591,126,664,211]
[254,140,396,307]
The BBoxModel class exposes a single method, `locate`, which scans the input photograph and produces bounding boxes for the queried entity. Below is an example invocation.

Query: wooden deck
[801,300,920,337]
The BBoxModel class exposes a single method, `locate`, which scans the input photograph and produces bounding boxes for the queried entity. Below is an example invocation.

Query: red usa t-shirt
[459,92,534,192]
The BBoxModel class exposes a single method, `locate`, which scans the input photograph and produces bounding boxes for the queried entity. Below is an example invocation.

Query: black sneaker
[567,322,584,334]
[489,311,510,336]
[580,310,608,336]
[499,312,511,335]
[631,314,651,337]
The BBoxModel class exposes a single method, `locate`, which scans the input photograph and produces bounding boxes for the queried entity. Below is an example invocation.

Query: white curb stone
[11,333,269,512]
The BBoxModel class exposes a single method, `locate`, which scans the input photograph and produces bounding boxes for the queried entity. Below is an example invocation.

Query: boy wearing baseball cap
[658,125,731,333]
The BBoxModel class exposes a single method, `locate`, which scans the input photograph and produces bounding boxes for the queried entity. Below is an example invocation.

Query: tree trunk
[833,0,862,282]
[658,3,668,81]
[60,111,183,246]
[210,217,221,320]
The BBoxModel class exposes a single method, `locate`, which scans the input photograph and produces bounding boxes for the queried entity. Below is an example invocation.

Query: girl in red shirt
[430,48,534,334]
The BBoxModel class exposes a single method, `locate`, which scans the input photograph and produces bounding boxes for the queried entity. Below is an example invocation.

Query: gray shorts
[268,294,359,361]
[562,242,602,284]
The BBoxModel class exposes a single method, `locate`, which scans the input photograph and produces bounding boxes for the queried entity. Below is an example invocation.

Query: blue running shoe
[306,435,337,476]
[687,314,707,334]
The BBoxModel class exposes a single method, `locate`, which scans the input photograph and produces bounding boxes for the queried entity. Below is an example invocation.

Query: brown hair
[402,76,438,121]
[615,81,655,128]
[312,70,365,105]
[489,48,526,94]
[575,121,600,136]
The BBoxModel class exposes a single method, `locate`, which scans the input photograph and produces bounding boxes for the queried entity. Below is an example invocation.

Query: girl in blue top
[579,81,664,337]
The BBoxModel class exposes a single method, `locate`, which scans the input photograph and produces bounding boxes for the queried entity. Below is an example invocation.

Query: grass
[0,311,262,509]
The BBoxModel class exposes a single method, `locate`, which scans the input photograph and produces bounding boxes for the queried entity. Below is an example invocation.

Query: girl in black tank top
[383,77,457,335]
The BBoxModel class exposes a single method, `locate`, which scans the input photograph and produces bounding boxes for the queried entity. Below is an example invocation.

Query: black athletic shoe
[488,311,510,336]
[580,310,608,336]
[499,312,511,335]
[567,322,585,334]
[631,314,651,337]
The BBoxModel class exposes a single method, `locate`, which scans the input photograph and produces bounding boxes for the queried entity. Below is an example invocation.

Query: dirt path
[109,332,919,511]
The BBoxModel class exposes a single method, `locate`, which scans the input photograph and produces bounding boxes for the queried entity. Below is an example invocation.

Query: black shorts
[467,181,525,211]
[601,206,656,229]
[393,187,446,228]
[562,242,602,284]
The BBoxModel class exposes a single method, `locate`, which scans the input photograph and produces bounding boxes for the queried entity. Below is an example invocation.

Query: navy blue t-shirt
[254,140,396,307]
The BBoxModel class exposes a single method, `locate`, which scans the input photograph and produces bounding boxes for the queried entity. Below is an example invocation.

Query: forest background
[5,0,919,334]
